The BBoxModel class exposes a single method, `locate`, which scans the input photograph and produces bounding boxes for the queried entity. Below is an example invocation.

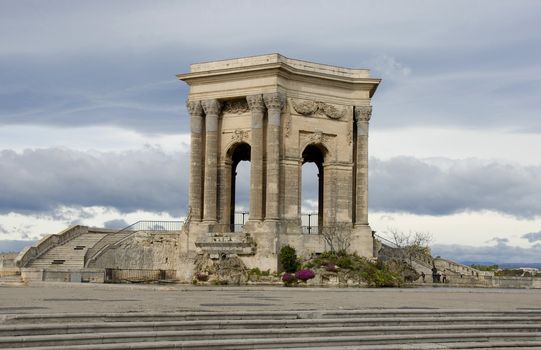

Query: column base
[350,224,375,259]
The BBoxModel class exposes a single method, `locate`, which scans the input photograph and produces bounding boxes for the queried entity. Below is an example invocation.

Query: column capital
[202,99,222,116]
[354,105,372,122]
[246,94,265,112]
[186,100,203,116]
[263,92,286,111]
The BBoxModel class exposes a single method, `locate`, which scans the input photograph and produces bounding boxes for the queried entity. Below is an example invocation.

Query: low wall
[105,269,176,283]
[491,276,541,289]
[0,268,20,278]
[20,268,43,282]
[434,257,494,277]
[21,268,104,283]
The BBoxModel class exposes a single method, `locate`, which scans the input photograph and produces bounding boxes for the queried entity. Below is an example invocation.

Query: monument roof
[178,53,380,87]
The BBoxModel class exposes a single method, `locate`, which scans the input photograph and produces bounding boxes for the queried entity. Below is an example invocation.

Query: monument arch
[179,54,380,270]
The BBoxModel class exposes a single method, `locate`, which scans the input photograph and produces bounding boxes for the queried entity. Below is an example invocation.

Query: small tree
[321,222,352,253]
[279,245,299,273]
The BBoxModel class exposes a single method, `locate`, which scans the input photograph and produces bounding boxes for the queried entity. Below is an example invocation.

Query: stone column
[246,94,265,221]
[202,99,222,223]
[263,93,285,221]
[186,100,204,221]
[354,106,372,225]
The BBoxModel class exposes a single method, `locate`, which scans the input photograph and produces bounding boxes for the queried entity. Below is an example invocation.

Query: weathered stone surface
[177,54,381,276]
[194,253,248,285]
[92,231,180,270]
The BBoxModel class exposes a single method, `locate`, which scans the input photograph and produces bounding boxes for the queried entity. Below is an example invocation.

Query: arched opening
[229,142,251,231]
[301,144,325,234]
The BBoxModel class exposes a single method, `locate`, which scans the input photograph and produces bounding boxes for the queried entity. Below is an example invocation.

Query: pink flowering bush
[281,272,297,286]
[295,269,316,282]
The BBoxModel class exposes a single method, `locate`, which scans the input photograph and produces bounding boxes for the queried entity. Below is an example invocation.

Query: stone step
[2,332,540,349]
[3,309,541,324]
[294,342,541,350]
[0,317,541,338]
[28,263,85,268]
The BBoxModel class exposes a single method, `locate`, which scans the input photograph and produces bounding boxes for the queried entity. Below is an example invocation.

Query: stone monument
[178,54,380,271]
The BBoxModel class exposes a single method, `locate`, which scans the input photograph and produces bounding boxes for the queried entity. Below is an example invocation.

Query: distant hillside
[461,261,541,269]
[0,240,36,253]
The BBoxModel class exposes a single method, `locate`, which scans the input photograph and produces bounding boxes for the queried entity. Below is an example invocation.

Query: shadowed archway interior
[302,144,325,228]
[229,142,251,229]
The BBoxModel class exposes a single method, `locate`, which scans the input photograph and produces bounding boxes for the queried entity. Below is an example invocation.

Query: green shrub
[250,267,262,276]
[279,245,299,273]
[336,255,354,269]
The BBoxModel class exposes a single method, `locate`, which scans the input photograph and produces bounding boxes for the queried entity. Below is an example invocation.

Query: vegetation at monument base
[193,232,426,287]
[301,250,403,287]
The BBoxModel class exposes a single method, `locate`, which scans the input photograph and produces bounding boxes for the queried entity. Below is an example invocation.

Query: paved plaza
[1,283,540,314]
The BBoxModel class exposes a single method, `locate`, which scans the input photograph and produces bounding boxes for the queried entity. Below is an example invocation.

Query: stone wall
[92,231,180,271]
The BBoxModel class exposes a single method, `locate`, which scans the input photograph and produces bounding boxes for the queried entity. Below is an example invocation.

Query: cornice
[178,62,380,97]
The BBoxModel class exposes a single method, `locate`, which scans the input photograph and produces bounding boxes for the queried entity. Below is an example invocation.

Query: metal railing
[301,212,319,235]
[232,211,249,233]
[205,212,322,234]
[374,233,399,248]
[119,220,183,232]
[302,225,319,235]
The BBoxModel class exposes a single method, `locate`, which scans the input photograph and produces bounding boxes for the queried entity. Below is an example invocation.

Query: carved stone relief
[230,128,249,143]
[291,99,346,120]
[300,130,335,154]
[223,100,250,114]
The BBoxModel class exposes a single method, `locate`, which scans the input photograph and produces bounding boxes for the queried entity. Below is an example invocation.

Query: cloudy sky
[1,1,540,264]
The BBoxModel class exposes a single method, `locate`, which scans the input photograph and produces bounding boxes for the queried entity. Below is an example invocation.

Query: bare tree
[321,223,353,253]
[386,228,432,264]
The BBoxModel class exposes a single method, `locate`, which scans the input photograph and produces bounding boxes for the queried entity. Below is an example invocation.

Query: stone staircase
[27,233,107,270]
[0,309,540,349]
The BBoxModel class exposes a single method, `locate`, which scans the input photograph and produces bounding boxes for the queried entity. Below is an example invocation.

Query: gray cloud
[0,1,540,135]
[103,219,129,230]
[1,148,540,220]
[0,147,187,216]
[0,53,188,135]
[0,240,36,253]
[370,156,541,218]
[522,231,541,243]
[432,242,541,265]
[487,237,509,245]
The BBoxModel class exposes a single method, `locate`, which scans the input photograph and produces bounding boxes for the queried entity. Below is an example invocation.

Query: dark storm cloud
[522,231,541,243]
[0,147,188,216]
[369,156,541,218]
[1,1,541,134]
